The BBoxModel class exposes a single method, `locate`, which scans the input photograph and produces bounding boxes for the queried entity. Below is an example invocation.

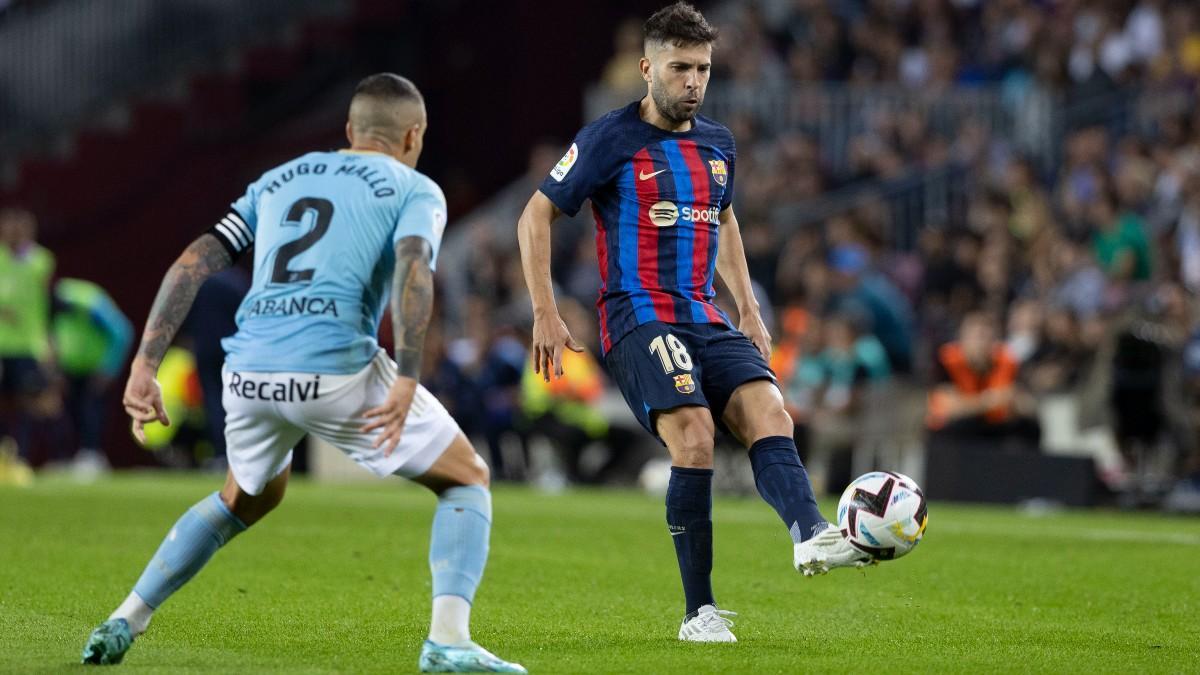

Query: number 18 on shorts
[603,321,775,440]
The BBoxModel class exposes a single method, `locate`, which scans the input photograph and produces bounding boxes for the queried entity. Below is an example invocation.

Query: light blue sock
[429,485,491,604]
[132,492,247,608]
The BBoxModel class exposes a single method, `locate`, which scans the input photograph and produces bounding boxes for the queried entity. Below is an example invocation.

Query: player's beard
[651,79,702,125]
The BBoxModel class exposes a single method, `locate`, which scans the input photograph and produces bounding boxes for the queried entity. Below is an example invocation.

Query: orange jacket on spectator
[926,343,1018,429]
[770,306,812,389]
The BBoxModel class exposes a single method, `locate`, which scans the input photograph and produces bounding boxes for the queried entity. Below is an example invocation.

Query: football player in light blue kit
[82,74,526,673]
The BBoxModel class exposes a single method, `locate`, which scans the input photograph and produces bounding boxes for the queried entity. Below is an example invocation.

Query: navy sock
[666,466,715,616]
[748,436,828,543]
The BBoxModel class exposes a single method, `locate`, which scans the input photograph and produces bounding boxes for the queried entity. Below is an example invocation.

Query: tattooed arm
[363,235,434,455]
[390,236,434,378]
[135,233,233,368]
[124,233,232,442]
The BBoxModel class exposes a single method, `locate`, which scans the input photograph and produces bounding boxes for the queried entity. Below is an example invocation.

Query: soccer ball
[836,471,928,560]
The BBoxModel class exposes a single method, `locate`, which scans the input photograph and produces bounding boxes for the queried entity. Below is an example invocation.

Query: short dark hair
[352,73,423,104]
[644,2,718,48]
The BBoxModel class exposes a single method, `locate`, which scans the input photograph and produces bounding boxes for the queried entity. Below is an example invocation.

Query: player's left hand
[740,313,773,360]
[363,376,418,457]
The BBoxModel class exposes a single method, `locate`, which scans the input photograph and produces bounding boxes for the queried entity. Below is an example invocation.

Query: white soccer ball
[836,471,928,560]
[637,458,673,496]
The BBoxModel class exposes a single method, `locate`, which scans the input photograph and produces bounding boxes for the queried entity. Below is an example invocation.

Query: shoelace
[698,609,737,632]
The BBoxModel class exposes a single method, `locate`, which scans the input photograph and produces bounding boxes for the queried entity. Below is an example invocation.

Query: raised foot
[794,524,877,577]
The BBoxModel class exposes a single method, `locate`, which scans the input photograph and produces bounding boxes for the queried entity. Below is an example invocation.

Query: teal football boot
[419,640,527,673]
[81,618,134,665]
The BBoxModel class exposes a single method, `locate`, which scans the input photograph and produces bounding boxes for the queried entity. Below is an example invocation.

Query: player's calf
[748,436,828,544]
[82,469,285,664]
[411,434,521,669]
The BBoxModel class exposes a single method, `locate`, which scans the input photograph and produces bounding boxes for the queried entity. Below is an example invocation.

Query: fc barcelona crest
[708,159,728,186]
[674,373,696,394]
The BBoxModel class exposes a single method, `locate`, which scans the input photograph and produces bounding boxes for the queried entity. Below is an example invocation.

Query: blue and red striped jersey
[540,101,736,353]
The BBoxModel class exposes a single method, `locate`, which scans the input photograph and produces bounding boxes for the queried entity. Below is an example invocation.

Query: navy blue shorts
[604,321,776,441]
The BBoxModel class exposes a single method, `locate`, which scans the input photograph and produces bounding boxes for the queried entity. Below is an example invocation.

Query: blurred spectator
[600,18,646,93]
[1031,308,1089,394]
[1005,157,1052,242]
[1176,173,1200,293]
[1091,189,1152,283]
[476,324,527,480]
[519,300,636,485]
[421,309,483,439]
[797,314,892,396]
[920,229,983,338]
[1004,299,1043,365]
[785,312,891,492]
[0,207,56,465]
[769,305,816,391]
[1108,304,1172,469]
[1168,315,1200,511]
[927,312,1040,451]
[1041,233,1107,320]
[827,244,914,373]
[50,278,133,474]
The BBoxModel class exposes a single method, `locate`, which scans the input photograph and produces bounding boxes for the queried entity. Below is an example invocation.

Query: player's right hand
[531,310,584,382]
[363,375,418,457]
[123,360,170,444]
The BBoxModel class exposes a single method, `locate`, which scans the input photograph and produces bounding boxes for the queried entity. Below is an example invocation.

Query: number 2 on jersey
[649,334,693,374]
[271,197,335,284]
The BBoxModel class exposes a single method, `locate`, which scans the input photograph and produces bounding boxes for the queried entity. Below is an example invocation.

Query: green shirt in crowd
[0,243,54,360]
[52,278,134,378]
[1094,212,1152,282]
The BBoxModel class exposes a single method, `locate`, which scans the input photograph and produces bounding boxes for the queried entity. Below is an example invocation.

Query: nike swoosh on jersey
[639,169,668,180]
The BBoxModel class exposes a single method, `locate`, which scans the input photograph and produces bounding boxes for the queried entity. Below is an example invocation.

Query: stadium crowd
[440,0,1200,510]
[3,1,1199,512]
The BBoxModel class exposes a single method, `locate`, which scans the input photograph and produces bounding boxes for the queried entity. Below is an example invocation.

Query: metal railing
[586,81,1194,179]
[0,0,345,157]
[586,82,1057,177]
[767,162,974,250]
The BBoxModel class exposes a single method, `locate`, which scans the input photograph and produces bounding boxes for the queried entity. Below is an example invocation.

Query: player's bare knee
[452,436,491,487]
[463,452,490,488]
[220,479,285,526]
[662,408,715,466]
[758,404,794,439]
[219,487,238,514]
[670,417,716,468]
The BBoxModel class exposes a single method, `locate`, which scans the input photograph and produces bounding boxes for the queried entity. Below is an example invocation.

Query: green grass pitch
[2,473,1198,674]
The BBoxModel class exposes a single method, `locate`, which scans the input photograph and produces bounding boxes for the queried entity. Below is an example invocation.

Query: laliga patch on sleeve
[550,143,579,182]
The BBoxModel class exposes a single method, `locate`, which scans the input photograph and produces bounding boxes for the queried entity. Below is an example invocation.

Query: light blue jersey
[209,150,446,374]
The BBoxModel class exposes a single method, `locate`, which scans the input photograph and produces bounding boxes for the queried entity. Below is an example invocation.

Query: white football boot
[793,523,876,577]
[677,604,737,642]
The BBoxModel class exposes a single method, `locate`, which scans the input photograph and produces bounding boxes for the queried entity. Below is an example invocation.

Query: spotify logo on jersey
[648,201,720,227]
[649,201,679,227]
